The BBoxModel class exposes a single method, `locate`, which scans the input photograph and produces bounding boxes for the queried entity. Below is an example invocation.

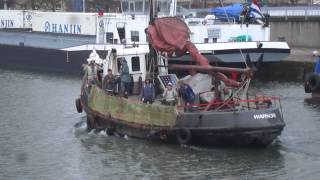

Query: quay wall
[259,48,316,81]
[270,17,320,48]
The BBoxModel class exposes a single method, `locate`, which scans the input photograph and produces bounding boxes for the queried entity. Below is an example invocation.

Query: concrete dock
[259,47,318,81]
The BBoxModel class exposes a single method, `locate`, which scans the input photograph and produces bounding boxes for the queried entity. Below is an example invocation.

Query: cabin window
[131,56,140,72]
[144,1,149,12]
[56,2,62,11]
[212,38,217,43]
[122,1,129,12]
[130,1,135,12]
[131,31,139,42]
[135,1,143,12]
[106,32,114,44]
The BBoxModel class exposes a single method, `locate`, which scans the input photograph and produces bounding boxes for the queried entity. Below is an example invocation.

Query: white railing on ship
[262,6,320,17]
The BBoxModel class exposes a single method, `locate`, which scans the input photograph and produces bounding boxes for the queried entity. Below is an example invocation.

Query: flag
[250,0,264,19]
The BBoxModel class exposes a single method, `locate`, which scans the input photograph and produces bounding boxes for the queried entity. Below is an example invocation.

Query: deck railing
[262,6,320,17]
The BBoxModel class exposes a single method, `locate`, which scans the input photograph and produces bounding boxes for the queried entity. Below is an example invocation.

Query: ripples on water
[1,68,320,179]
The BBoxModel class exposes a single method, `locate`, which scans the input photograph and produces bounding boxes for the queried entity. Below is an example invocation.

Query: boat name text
[44,21,81,34]
[253,113,276,119]
[0,20,14,28]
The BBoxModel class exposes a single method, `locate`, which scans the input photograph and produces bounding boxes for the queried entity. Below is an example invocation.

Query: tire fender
[176,128,192,145]
[307,73,320,91]
[75,98,82,113]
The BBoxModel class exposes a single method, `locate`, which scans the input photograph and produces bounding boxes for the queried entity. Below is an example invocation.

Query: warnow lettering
[44,21,81,34]
[0,20,14,28]
[253,113,276,119]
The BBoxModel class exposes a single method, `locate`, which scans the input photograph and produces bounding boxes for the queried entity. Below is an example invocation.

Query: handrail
[177,96,281,108]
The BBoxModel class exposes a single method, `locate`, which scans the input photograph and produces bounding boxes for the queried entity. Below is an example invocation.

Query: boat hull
[80,86,285,147]
[83,106,284,146]
[0,41,290,74]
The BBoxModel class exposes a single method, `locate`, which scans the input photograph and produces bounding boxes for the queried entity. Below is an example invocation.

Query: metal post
[4,0,7,10]
[83,0,85,12]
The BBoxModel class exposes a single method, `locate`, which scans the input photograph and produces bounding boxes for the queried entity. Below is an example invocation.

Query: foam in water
[74,121,87,130]
[88,129,95,135]
[99,129,108,136]
[124,134,129,140]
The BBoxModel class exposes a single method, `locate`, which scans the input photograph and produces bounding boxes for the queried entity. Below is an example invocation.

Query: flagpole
[83,0,86,12]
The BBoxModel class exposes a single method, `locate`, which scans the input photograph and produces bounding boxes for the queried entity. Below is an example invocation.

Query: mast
[148,0,158,80]
[149,0,157,25]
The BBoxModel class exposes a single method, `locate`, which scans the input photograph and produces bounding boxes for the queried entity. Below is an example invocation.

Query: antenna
[218,0,230,23]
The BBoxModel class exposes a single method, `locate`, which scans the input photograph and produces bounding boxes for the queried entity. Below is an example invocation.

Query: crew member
[178,80,196,112]
[313,50,320,74]
[84,59,98,86]
[103,69,115,94]
[120,59,131,98]
[162,82,177,106]
[140,79,155,104]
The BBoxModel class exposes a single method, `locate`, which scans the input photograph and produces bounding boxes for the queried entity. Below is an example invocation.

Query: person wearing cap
[313,50,320,74]
[140,78,155,104]
[162,82,177,106]
[83,59,98,86]
[120,58,131,97]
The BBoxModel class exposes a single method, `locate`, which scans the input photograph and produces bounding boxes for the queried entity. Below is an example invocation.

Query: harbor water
[1,67,320,179]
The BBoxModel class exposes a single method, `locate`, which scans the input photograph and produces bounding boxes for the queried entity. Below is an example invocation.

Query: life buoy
[307,73,320,91]
[176,128,192,145]
[75,98,82,113]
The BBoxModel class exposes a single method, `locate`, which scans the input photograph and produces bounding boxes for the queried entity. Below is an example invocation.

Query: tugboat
[75,2,285,146]
[304,50,320,97]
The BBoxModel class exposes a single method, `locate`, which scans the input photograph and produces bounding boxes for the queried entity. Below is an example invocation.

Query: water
[1,68,320,180]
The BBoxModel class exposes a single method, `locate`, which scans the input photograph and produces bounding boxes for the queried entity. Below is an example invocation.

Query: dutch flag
[250,0,264,19]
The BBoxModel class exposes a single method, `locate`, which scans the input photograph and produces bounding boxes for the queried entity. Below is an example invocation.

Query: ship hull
[83,105,284,146]
[0,43,290,75]
[0,44,91,75]
[80,85,285,147]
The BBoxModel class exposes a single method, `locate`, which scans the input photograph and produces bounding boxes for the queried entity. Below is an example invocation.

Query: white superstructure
[0,9,290,63]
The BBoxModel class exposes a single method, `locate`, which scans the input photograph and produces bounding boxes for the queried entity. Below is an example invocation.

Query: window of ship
[131,31,139,42]
[130,1,135,12]
[135,0,143,12]
[122,1,129,12]
[106,32,114,44]
[131,56,140,72]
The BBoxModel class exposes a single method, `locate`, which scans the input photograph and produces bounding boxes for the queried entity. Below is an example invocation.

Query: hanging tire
[304,81,312,93]
[86,115,94,132]
[176,128,192,145]
[75,98,82,113]
[307,73,320,92]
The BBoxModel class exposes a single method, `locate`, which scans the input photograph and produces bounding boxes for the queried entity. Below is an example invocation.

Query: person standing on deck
[83,59,98,86]
[103,69,115,94]
[162,82,177,106]
[140,79,155,104]
[178,80,196,112]
[313,51,320,74]
[120,59,131,98]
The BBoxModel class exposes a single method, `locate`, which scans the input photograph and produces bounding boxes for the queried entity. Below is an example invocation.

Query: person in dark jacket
[120,59,131,97]
[103,69,114,94]
[313,50,320,74]
[140,79,155,104]
[178,80,196,112]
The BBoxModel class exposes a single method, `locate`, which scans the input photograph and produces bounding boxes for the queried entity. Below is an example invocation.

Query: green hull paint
[88,86,177,127]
